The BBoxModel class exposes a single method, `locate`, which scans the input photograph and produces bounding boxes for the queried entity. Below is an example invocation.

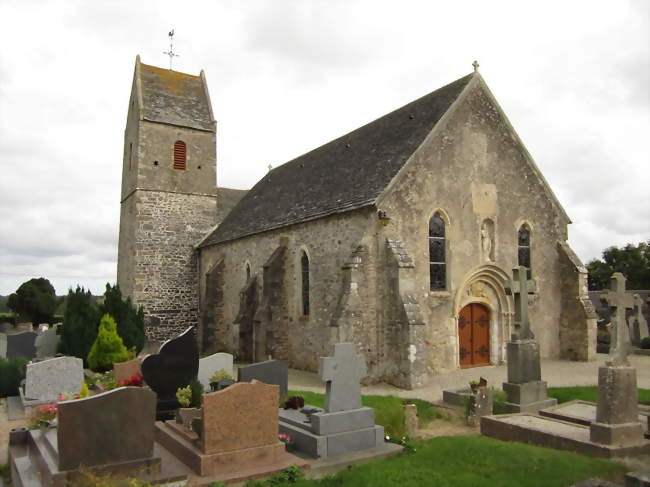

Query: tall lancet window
[429,212,446,290]
[518,224,532,278]
[301,252,310,316]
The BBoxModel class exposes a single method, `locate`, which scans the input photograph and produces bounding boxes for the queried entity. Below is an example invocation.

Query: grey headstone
[198,352,234,389]
[5,331,37,360]
[320,343,366,413]
[35,327,61,358]
[0,322,12,333]
[237,359,288,397]
[24,356,84,401]
[0,334,6,358]
[57,387,157,471]
[602,273,634,366]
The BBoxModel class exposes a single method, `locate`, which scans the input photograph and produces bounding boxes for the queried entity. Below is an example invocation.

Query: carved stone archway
[453,264,513,366]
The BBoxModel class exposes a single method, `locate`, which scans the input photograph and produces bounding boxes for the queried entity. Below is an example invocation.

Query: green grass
[288,391,448,438]
[260,436,626,487]
[548,386,650,405]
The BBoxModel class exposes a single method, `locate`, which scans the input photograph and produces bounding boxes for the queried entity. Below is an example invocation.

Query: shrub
[190,379,204,408]
[100,284,145,354]
[59,286,101,366]
[0,312,16,326]
[209,368,233,382]
[641,337,650,350]
[0,357,27,397]
[176,385,191,407]
[87,314,130,372]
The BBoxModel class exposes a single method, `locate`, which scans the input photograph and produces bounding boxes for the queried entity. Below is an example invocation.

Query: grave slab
[237,359,288,397]
[278,343,384,459]
[155,380,305,478]
[481,413,650,458]
[8,387,187,486]
[197,352,233,389]
[24,356,83,402]
[540,400,650,430]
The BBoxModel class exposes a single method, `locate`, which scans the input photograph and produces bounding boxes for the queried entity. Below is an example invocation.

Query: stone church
[118,56,596,388]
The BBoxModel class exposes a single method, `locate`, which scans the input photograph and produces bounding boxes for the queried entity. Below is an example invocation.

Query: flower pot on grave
[175,407,201,430]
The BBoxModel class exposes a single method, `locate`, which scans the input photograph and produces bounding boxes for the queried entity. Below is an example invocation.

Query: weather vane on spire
[163,29,179,70]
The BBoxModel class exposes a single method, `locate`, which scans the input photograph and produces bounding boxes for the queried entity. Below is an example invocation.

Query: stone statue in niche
[481,221,494,262]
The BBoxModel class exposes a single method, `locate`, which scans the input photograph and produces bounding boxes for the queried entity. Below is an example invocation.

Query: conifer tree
[87,314,129,372]
[100,284,145,354]
[59,286,101,365]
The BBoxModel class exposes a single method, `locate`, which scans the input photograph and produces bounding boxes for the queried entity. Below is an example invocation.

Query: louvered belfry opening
[173,140,187,170]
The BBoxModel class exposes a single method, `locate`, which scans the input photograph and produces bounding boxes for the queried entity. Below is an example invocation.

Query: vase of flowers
[278,433,295,452]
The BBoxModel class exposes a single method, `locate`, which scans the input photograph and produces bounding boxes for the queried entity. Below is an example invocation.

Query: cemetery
[0,269,649,486]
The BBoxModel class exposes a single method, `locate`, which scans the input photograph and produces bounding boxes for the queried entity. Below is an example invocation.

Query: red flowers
[118,372,144,387]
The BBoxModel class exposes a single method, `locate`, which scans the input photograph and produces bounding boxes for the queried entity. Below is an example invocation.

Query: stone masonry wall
[132,190,217,341]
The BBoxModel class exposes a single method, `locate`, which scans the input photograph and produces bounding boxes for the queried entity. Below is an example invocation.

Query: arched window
[245,263,251,281]
[301,252,310,316]
[429,212,446,290]
[518,224,531,277]
[173,140,186,170]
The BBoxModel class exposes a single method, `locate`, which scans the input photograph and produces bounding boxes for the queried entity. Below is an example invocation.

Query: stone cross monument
[631,294,649,345]
[590,273,645,447]
[505,266,537,341]
[320,343,366,413]
[602,272,634,366]
[502,266,556,413]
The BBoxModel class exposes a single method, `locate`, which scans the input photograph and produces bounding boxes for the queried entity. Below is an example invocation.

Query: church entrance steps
[480,413,650,459]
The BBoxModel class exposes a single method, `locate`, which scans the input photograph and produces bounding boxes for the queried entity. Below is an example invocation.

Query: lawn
[548,386,650,405]
[247,436,626,487]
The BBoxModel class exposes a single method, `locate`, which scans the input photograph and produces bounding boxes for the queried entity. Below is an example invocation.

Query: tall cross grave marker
[603,272,634,366]
[505,266,536,340]
[320,343,366,413]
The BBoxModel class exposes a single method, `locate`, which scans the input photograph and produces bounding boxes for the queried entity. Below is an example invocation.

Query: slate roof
[216,187,249,225]
[139,62,214,132]
[200,73,474,247]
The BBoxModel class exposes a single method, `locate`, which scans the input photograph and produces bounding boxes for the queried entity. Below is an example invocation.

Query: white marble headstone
[197,352,234,389]
[24,356,84,401]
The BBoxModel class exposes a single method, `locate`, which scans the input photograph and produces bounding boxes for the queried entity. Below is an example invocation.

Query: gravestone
[467,387,493,427]
[24,356,84,401]
[9,387,184,485]
[321,344,365,412]
[155,380,300,478]
[237,359,288,397]
[630,294,649,345]
[37,323,49,332]
[114,357,142,384]
[15,322,33,332]
[0,333,6,358]
[197,352,234,389]
[35,326,61,358]
[0,322,12,333]
[4,331,37,360]
[278,343,384,458]
[590,273,645,447]
[141,326,199,419]
[502,266,556,413]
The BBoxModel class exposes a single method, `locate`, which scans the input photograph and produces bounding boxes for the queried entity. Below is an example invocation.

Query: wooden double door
[458,303,490,368]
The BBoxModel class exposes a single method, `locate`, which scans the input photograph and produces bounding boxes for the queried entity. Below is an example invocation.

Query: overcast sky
[0,0,648,296]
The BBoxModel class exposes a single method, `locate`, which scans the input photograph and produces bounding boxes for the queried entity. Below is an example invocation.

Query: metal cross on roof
[472,60,480,72]
[163,29,180,71]
[505,266,536,341]
[603,272,634,366]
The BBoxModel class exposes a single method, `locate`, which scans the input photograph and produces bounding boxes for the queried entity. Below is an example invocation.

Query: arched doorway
[458,303,490,368]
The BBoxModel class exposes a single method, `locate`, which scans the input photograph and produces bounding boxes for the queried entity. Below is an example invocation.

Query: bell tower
[117,55,217,341]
